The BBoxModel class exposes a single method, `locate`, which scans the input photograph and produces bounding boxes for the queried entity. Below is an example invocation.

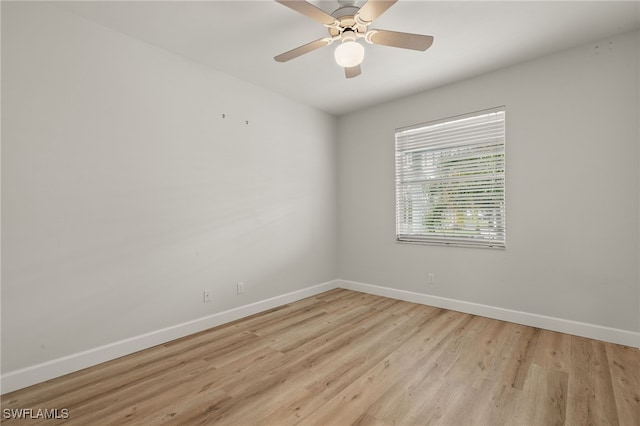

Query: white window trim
[394,106,506,249]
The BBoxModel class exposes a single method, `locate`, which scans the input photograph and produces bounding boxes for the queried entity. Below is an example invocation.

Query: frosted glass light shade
[334,41,365,68]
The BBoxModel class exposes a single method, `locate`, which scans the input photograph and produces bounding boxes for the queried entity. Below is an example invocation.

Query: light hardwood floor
[2,289,639,425]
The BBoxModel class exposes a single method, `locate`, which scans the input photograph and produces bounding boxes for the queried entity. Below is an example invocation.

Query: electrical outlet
[203,290,212,303]
[237,282,245,294]
[428,273,436,285]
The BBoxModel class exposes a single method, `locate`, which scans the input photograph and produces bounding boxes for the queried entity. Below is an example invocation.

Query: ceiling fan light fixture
[334,39,365,68]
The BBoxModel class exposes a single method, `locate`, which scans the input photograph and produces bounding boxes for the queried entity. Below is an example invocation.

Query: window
[395,107,505,248]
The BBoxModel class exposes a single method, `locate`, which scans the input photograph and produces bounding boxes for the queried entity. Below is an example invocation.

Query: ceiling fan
[274,0,434,78]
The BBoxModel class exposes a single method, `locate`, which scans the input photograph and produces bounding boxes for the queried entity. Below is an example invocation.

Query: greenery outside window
[395,107,506,248]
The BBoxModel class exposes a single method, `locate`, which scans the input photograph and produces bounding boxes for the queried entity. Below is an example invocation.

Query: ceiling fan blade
[275,0,339,26]
[367,29,433,51]
[345,64,362,79]
[274,38,331,62]
[356,1,397,23]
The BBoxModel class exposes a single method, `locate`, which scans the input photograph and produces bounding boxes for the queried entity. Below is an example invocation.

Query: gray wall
[337,30,640,334]
[1,2,337,373]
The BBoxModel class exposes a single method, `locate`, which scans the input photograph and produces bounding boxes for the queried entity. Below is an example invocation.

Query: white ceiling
[55,1,640,116]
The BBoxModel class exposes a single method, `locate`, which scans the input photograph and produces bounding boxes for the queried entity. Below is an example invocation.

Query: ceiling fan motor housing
[329,6,365,37]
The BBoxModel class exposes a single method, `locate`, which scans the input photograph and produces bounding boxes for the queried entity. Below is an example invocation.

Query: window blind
[395,107,506,248]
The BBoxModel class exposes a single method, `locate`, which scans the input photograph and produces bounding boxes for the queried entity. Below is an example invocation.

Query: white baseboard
[0,280,339,394]
[337,279,640,349]
[3,278,638,394]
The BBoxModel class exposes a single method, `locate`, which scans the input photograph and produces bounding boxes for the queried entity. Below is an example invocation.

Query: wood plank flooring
[1,289,639,425]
